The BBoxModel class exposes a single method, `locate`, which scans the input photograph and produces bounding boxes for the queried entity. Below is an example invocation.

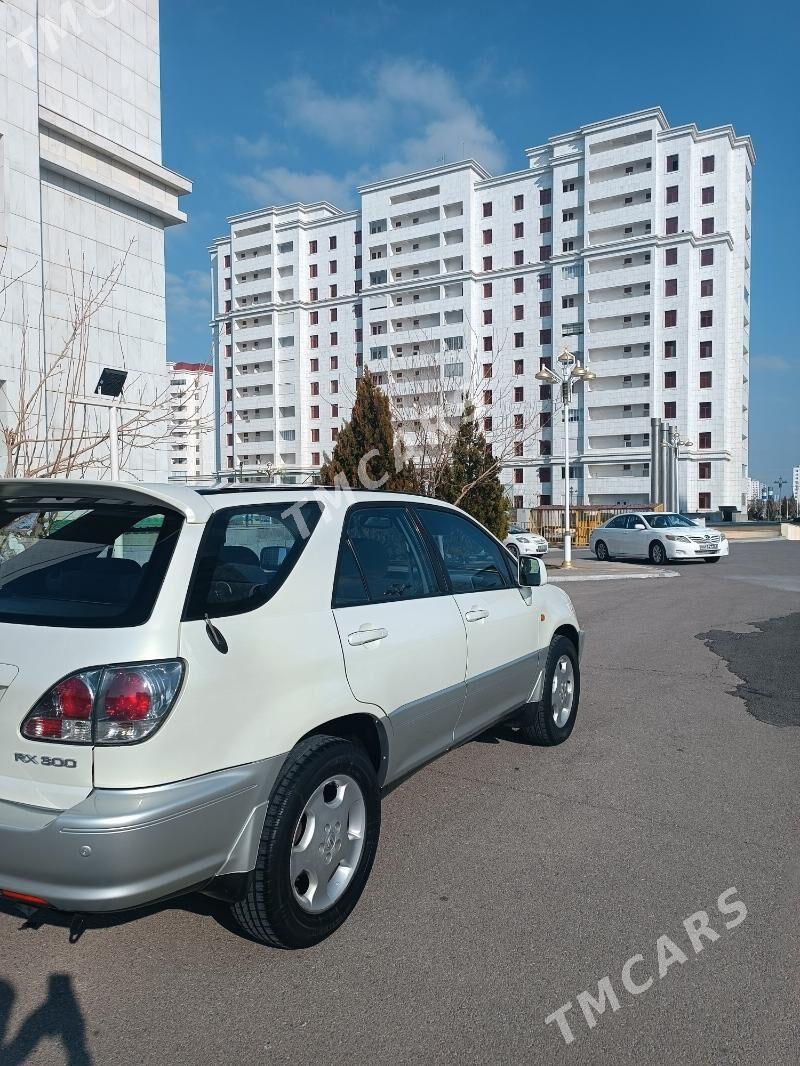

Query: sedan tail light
[21,661,184,745]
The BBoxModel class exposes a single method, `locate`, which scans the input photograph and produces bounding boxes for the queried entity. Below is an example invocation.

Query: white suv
[0,480,583,948]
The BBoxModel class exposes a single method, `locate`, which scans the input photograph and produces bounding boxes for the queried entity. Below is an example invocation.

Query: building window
[329,235,337,250]
[699,402,712,419]
[483,228,492,245]
[483,417,492,432]
[330,356,338,370]
[483,309,493,325]
[483,282,492,297]
[514,468,523,484]
[310,334,319,349]
[354,255,362,268]
[330,307,338,322]
[514,359,524,375]
[483,202,493,218]
[563,181,576,193]
[514,413,524,429]
[539,440,551,455]
[700,278,714,297]
[666,154,679,172]
[513,250,524,266]
[514,194,524,211]
[309,310,319,325]
[562,240,574,252]
[539,467,552,483]
[311,381,320,396]
[666,185,679,204]
[355,231,362,245]
[331,428,339,441]
[514,277,524,294]
[330,332,338,346]
[312,452,320,466]
[699,462,712,479]
[514,222,524,238]
[224,254,231,268]
[539,188,551,205]
[540,328,551,344]
[309,240,318,254]
[701,217,714,235]
[700,371,712,388]
[483,363,492,379]
[665,309,677,327]
[665,278,678,297]
[700,310,713,328]
[665,247,678,265]
[330,379,339,394]
[702,186,715,205]
[702,155,715,173]
[665,216,678,235]
[514,304,524,321]
[699,432,711,449]
[330,284,337,298]
[483,389,493,405]
[700,341,713,358]
[483,337,492,352]
[539,245,552,261]
[514,332,524,349]
[539,300,551,317]
[539,217,551,234]
[311,405,319,419]
[664,340,676,358]
[331,404,338,417]
[539,383,551,401]
[514,387,524,402]
[701,248,714,266]
[309,288,318,302]
[311,428,320,443]
[664,371,677,389]
[483,255,493,271]
[664,401,677,418]
[698,492,711,509]
[539,273,551,290]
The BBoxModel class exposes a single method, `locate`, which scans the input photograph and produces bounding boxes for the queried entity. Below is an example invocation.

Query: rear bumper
[0,755,285,913]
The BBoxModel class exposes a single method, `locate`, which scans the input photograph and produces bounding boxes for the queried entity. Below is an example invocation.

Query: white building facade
[792,467,799,503]
[210,108,753,514]
[167,361,215,481]
[1,0,191,481]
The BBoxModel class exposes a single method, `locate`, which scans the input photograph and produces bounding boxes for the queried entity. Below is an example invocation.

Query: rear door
[414,505,540,743]
[601,516,625,554]
[332,504,467,780]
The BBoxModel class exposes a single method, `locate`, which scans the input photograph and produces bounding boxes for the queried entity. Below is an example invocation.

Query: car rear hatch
[0,480,209,811]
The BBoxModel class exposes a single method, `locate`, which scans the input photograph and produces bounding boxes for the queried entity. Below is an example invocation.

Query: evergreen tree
[439,403,510,538]
[320,368,417,491]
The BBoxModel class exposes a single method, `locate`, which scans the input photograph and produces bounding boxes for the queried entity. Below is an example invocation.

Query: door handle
[464,608,489,622]
[347,626,388,646]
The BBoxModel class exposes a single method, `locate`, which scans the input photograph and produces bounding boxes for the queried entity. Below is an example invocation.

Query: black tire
[649,541,667,565]
[507,543,520,560]
[232,735,380,949]
[595,539,610,562]
[704,556,721,563]
[518,635,580,746]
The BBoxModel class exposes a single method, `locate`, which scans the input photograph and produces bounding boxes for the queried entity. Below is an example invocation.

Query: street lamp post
[775,476,787,519]
[662,426,693,511]
[535,347,595,568]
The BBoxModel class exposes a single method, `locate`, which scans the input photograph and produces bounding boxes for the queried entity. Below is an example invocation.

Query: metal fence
[528,503,664,547]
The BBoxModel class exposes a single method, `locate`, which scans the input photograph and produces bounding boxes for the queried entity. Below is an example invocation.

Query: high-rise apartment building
[792,467,799,503]
[1,0,191,481]
[167,361,215,481]
[210,108,753,513]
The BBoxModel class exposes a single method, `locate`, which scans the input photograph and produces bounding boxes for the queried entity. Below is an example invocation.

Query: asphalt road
[1,541,798,1065]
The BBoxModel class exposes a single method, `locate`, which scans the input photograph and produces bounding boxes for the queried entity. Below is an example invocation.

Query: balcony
[588,187,652,215]
[588,158,653,186]
[233,230,272,254]
[588,282,651,306]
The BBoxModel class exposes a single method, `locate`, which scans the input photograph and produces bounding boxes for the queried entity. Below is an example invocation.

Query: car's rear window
[184,501,323,619]
[0,500,183,628]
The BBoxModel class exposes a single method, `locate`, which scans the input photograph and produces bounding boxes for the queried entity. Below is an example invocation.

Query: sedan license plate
[698,543,717,552]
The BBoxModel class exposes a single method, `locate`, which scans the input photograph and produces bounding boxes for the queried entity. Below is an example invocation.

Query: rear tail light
[21,661,184,745]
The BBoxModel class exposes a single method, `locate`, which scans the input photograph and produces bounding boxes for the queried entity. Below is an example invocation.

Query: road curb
[550,569,680,582]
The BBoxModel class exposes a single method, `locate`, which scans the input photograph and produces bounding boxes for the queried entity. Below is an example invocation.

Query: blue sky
[160,0,800,487]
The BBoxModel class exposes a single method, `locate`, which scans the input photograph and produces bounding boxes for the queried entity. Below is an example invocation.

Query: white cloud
[751,355,793,372]
[166,269,208,321]
[231,59,506,209]
[232,134,275,159]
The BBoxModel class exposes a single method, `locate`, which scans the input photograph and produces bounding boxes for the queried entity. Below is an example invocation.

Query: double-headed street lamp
[535,347,595,568]
[662,426,693,512]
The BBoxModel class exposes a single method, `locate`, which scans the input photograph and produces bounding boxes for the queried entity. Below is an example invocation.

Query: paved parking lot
[1,541,798,1065]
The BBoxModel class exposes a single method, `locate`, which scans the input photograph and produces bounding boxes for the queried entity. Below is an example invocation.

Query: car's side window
[333,506,438,607]
[608,516,625,529]
[414,507,509,594]
[185,501,323,619]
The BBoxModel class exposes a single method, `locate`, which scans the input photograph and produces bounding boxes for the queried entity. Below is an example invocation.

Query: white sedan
[588,512,729,565]
[504,526,549,558]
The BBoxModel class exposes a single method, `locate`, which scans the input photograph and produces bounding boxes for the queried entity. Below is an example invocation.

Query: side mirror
[633,522,646,530]
[519,555,547,587]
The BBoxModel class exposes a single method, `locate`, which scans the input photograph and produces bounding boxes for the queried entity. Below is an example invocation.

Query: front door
[414,505,540,743]
[332,505,467,780]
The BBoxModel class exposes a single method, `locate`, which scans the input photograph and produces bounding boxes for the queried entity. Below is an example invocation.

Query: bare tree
[0,245,199,481]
